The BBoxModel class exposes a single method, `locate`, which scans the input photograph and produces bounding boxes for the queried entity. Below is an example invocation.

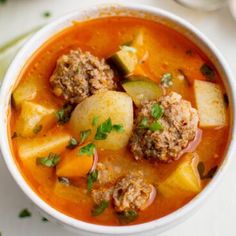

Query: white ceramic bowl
[0,3,235,236]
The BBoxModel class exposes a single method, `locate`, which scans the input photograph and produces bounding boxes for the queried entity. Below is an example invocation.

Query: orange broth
[9,17,229,226]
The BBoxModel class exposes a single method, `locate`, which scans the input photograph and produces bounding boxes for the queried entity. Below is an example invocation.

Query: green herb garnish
[151,104,163,119]
[79,143,95,156]
[87,169,98,191]
[117,210,138,224]
[112,124,124,133]
[67,137,78,149]
[36,153,60,167]
[42,217,48,222]
[161,73,173,88]
[139,117,149,128]
[56,104,74,124]
[197,162,218,179]
[19,209,31,218]
[149,121,163,132]
[91,200,109,216]
[33,124,42,134]
[92,116,99,126]
[58,176,70,185]
[200,63,215,81]
[0,0,7,4]
[95,118,112,140]
[43,11,51,18]
[80,129,91,144]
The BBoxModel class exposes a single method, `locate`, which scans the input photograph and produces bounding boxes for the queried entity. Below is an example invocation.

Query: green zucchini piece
[108,47,138,75]
[122,79,163,107]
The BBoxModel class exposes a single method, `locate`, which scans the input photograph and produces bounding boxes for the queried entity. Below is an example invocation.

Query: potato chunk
[56,145,93,178]
[69,91,133,150]
[17,131,71,160]
[194,80,226,127]
[16,101,56,137]
[158,153,201,198]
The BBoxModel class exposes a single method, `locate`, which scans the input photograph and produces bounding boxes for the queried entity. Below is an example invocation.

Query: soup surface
[9,16,229,226]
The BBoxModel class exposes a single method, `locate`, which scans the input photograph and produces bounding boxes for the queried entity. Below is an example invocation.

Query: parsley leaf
[33,124,42,134]
[41,217,48,222]
[92,116,99,126]
[36,153,60,167]
[79,143,95,156]
[67,137,78,149]
[91,200,109,216]
[55,104,74,124]
[139,117,149,128]
[112,124,124,132]
[19,209,31,218]
[149,121,163,132]
[151,104,164,119]
[80,129,91,144]
[95,118,112,140]
[0,0,7,4]
[87,169,98,191]
[161,73,173,88]
[200,63,215,81]
[117,210,138,224]
[43,11,51,18]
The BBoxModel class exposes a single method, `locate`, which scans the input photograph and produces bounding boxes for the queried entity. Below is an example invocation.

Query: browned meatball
[50,49,116,103]
[129,92,199,162]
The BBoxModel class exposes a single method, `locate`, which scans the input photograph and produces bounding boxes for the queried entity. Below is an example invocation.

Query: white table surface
[0,0,236,235]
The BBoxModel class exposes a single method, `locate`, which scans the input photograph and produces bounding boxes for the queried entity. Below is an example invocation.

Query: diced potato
[56,145,93,178]
[70,91,133,150]
[12,80,37,109]
[158,153,201,198]
[194,80,226,127]
[17,131,71,160]
[122,78,163,107]
[16,101,56,137]
[54,181,87,204]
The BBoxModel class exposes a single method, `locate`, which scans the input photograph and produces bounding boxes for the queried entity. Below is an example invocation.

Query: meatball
[91,186,114,205]
[50,49,116,103]
[112,173,153,212]
[129,92,199,162]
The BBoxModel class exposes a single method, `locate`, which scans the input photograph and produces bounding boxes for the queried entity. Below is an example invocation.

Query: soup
[9,16,229,226]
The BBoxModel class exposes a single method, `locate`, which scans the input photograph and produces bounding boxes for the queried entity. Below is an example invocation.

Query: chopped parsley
[36,153,60,167]
[149,121,163,132]
[79,143,95,156]
[95,118,112,140]
[87,170,98,191]
[67,137,78,149]
[33,124,42,134]
[161,73,173,88]
[200,63,215,81]
[197,162,218,179]
[151,104,163,119]
[139,117,149,128]
[80,129,91,144]
[117,210,138,224]
[0,0,7,4]
[55,104,74,124]
[112,124,124,133]
[91,200,109,216]
[43,11,51,18]
[92,116,99,126]
[41,217,48,222]
[19,209,31,218]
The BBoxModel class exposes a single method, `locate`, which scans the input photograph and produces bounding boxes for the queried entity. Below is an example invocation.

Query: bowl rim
[0,2,235,235]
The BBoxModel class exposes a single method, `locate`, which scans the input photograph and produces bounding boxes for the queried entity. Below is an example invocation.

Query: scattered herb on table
[200,63,215,81]
[80,129,91,144]
[41,217,48,222]
[117,210,138,224]
[33,124,42,134]
[91,200,109,216]
[19,208,31,218]
[161,73,173,88]
[92,116,99,126]
[67,137,78,149]
[36,153,60,167]
[197,162,218,179]
[151,104,163,119]
[87,169,98,191]
[0,0,7,4]
[56,104,74,124]
[79,143,95,156]
[42,11,51,18]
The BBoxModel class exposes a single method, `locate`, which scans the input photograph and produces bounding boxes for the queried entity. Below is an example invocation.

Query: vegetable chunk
[70,91,133,150]
[17,131,71,160]
[194,80,226,127]
[56,145,93,178]
[158,153,201,197]
[16,101,56,137]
